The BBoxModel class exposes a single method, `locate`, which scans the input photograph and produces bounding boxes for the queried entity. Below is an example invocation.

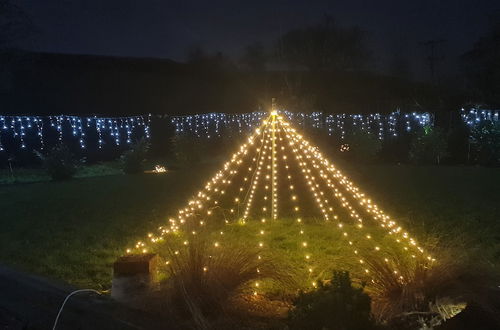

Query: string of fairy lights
[129,110,435,293]
[1,108,497,153]
[461,108,499,126]
[171,110,434,139]
[0,114,151,152]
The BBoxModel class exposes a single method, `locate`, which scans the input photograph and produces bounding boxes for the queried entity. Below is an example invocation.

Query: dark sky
[19,0,500,77]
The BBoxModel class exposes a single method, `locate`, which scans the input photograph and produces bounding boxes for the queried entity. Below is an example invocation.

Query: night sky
[19,0,500,76]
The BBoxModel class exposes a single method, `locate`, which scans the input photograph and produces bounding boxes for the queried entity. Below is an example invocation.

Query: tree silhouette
[461,12,500,105]
[276,15,371,72]
[240,42,267,71]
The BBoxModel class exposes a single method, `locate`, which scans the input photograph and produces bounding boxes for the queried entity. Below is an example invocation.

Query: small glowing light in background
[340,144,350,152]
[154,165,167,173]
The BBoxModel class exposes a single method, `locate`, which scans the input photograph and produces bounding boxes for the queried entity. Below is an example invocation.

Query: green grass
[0,165,215,288]
[342,164,500,250]
[0,161,123,184]
[0,163,499,290]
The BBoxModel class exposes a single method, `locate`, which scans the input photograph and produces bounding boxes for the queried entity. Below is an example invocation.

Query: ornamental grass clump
[366,239,499,329]
[161,234,294,327]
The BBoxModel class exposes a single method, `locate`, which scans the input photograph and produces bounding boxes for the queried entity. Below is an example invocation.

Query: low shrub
[288,270,377,330]
[34,144,77,180]
[121,139,149,174]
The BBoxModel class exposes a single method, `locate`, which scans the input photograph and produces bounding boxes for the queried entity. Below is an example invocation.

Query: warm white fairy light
[129,109,434,289]
[242,125,271,221]
[127,121,268,251]
[281,116,432,278]
[281,118,434,268]
[286,124,398,282]
[270,110,278,220]
[276,121,315,284]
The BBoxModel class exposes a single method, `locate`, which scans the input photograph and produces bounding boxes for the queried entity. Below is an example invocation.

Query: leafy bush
[35,144,76,180]
[288,271,376,330]
[162,234,293,326]
[345,129,382,162]
[410,126,448,165]
[470,121,500,166]
[121,139,149,174]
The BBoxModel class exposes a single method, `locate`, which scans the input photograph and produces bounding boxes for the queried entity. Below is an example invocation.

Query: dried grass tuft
[162,235,295,327]
[366,236,500,327]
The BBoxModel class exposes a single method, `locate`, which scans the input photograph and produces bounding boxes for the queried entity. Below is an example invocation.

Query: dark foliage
[470,120,500,166]
[148,117,175,159]
[35,144,76,180]
[446,123,471,164]
[121,139,149,174]
[410,126,448,165]
[288,271,376,330]
[240,42,267,71]
[461,15,500,106]
[171,134,239,166]
[345,129,382,163]
[277,15,371,71]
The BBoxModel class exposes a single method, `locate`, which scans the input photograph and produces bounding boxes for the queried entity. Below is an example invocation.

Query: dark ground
[0,264,171,329]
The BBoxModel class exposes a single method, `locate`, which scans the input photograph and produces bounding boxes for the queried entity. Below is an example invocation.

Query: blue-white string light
[171,110,433,140]
[0,114,151,153]
[5,109,496,154]
[461,108,499,127]
[171,112,267,138]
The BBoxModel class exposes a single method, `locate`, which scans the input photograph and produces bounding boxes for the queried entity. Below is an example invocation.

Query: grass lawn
[0,164,216,288]
[0,162,124,184]
[0,162,499,290]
